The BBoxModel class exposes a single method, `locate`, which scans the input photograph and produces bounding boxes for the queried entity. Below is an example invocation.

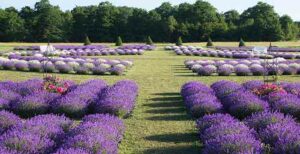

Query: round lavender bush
[202,134,263,154]
[218,64,234,76]
[250,64,265,76]
[196,113,238,133]
[235,64,251,76]
[197,65,217,76]
[0,98,10,110]
[28,60,42,72]
[0,129,55,154]
[54,148,90,154]
[273,95,300,119]
[15,61,29,71]
[243,111,296,131]
[0,111,21,134]
[11,92,59,118]
[82,114,125,136]
[184,93,223,118]
[200,122,255,141]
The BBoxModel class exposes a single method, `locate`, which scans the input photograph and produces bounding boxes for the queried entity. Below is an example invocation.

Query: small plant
[84,36,91,46]
[146,36,153,45]
[253,83,286,96]
[43,75,70,94]
[176,36,183,46]
[206,37,213,47]
[239,38,246,47]
[116,36,123,46]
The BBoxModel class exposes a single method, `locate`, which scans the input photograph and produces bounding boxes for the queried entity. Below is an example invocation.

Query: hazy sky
[1,0,300,21]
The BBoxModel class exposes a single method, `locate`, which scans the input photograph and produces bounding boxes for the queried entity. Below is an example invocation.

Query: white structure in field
[252,46,268,54]
[40,45,55,53]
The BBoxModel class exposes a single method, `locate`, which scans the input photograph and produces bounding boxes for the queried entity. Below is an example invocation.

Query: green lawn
[0,44,299,153]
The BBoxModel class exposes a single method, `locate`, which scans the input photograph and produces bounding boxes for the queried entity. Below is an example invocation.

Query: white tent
[252,46,268,54]
[40,45,56,52]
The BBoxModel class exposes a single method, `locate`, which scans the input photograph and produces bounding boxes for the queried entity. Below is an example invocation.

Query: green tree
[116,36,123,46]
[239,38,246,47]
[146,36,153,45]
[0,8,25,41]
[280,15,298,40]
[239,2,283,41]
[176,36,183,46]
[33,0,65,42]
[206,37,213,47]
[84,36,91,45]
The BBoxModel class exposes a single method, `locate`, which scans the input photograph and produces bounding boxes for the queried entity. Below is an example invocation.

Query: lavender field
[0,43,300,153]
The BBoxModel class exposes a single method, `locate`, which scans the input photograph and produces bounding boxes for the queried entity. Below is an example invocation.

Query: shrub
[75,66,90,75]
[28,60,42,72]
[196,113,238,132]
[235,64,251,76]
[0,111,21,134]
[115,36,123,46]
[94,80,138,117]
[15,61,29,71]
[176,36,183,46]
[146,36,153,45]
[55,63,73,74]
[273,95,300,119]
[11,92,59,118]
[200,122,254,141]
[83,36,91,46]
[0,98,9,110]
[92,66,107,75]
[110,65,125,75]
[239,38,246,47]
[197,65,217,76]
[218,64,234,76]
[243,111,296,131]
[250,64,265,76]
[54,148,90,154]
[42,62,56,73]
[2,61,15,70]
[202,134,262,154]
[206,37,213,47]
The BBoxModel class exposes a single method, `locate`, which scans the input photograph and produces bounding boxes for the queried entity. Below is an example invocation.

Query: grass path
[0,46,300,153]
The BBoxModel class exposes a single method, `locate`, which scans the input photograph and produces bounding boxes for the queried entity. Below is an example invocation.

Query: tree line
[0,0,299,42]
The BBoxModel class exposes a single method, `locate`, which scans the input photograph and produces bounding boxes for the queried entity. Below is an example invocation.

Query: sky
[1,0,300,21]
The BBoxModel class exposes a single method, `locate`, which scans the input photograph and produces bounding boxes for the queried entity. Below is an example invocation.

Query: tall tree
[239,2,283,41]
[280,15,298,40]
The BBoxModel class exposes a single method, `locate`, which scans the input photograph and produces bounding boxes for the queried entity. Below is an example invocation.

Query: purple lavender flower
[243,111,296,131]
[197,65,217,76]
[11,91,60,118]
[242,80,264,91]
[196,113,238,132]
[200,122,255,141]
[53,80,107,118]
[82,114,125,136]
[0,98,10,110]
[0,111,21,134]
[94,80,138,117]
[0,129,55,154]
[53,148,90,154]
[273,95,300,119]
[202,134,263,154]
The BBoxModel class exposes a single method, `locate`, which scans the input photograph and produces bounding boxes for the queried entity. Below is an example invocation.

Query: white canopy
[252,46,268,54]
[40,45,56,52]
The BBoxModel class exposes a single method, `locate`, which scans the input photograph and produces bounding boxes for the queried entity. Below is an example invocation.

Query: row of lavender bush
[165,45,300,59]
[185,59,300,76]
[0,56,133,75]
[0,79,138,118]
[181,80,300,153]
[7,48,146,57]
[10,45,155,56]
[0,111,125,154]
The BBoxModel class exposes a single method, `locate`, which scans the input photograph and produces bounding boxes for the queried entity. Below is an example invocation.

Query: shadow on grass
[146,114,190,121]
[175,74,197,77]
[143,145,200,154]
[144,132,198,143]
[145,108,185,114]
[152,92,179,96]
[143,101,183,108]
[150,96,182,102]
